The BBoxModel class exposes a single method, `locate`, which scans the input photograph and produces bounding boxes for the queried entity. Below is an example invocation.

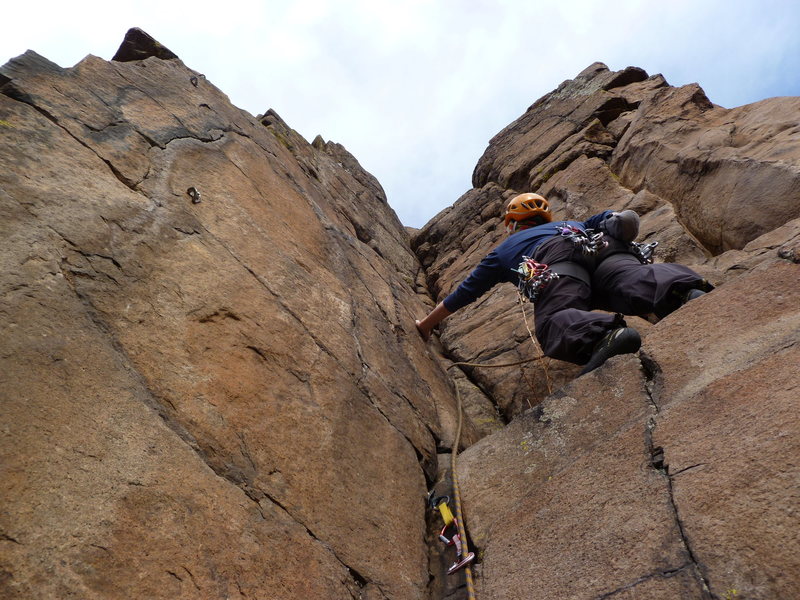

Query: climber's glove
[601,209,640,242]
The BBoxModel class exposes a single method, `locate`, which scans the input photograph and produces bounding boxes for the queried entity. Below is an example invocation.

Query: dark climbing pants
[530,236,707,365]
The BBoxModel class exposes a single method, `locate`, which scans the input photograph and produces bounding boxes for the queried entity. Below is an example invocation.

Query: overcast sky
[5,1,800,227]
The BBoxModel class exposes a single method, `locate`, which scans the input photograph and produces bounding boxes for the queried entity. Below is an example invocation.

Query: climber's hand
[415,302,451,343]
[415,319,431,342]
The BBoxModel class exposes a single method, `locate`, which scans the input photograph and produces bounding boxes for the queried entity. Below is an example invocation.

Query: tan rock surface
[0,33,475,599]
[472,64,652,192]
[611,87,800,253]
[641,264,800,599]
[3,39,799,599]
[413,62,799,418]
[457,358,707,599]
[414,62,799,598]
[1,283,359,599]
[455,262,799,598]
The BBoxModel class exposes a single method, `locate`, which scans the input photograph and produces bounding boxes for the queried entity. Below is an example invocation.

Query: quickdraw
[557,223,608,255]
[514,256,559,302]
[429,494,475,575]
[630,240,659,264]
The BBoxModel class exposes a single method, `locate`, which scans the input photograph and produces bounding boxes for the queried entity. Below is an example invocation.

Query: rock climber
[415,193,711,374]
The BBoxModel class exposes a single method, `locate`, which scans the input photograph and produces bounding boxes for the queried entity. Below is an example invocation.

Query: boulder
[112,27,179,62]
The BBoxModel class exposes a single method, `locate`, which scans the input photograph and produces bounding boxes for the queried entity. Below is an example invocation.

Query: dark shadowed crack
[670,463,708,477]
[181,566,201,591]
[83,119,127,134]
[638,351,715,599]
[442,583,469,600]
[69,249,124,281]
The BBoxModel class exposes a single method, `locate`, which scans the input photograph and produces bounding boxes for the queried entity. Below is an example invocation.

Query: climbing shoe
[580,327,642,375]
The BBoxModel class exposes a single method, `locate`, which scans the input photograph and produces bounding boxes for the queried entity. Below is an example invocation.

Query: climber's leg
[531,237,621,365]
[593,242,711,319]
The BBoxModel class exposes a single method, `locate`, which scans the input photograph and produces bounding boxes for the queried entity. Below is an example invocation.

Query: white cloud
[4,0,798,227]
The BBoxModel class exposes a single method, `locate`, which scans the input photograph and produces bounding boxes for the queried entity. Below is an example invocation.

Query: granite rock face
[457,264,799,599]
[414,63,800,599]
[413,61,800,418]
[0,31,488,600]
[3,36,799,600]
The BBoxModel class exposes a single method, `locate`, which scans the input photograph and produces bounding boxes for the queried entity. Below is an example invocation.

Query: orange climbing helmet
[504,193,552,233]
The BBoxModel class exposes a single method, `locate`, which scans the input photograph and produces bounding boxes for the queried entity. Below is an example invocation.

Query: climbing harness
[547,261,591,286]
[556,223,608,255]
[429,493,475,575]
[630,240,659,264]
[514,256,559,302]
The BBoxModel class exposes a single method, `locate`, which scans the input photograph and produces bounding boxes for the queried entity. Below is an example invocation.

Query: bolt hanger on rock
[187,187,201,204]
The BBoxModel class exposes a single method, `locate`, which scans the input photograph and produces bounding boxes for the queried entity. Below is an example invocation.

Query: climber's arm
[415,250,503,342]
[415,302,453,342]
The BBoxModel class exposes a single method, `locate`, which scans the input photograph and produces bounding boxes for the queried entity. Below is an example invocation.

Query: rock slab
[0,32,478,599]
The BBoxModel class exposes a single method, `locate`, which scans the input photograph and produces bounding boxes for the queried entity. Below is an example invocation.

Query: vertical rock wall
[3,35,799,600]
[0,32,482,599]
[413,63,800,599]
[413,61,800,418]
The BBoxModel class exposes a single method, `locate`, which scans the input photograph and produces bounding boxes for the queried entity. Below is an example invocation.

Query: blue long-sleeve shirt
[443,212,612,312]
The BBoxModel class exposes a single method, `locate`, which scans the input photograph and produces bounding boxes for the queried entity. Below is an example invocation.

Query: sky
[4,1,800,228]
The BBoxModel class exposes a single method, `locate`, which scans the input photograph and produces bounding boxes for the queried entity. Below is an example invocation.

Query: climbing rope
[446,354,542,600]
[446,372,476,599]
[446,354,543,370]
[517,291,554,396]
[439,294,552,599]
